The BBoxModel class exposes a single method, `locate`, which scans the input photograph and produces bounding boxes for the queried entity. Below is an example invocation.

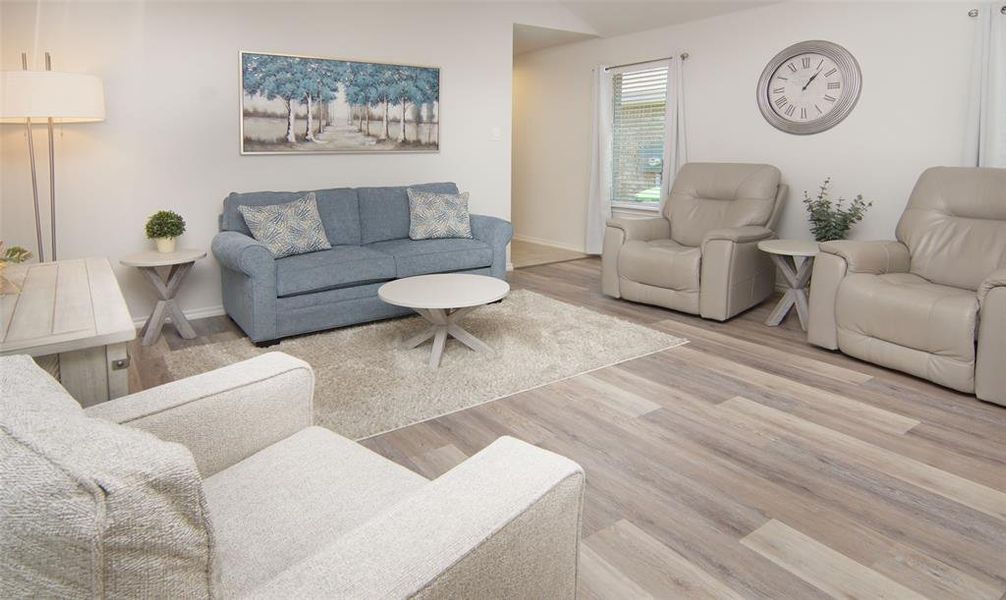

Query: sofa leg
[255,339,281,348]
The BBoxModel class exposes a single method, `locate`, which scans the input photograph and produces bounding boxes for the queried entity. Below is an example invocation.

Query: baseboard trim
[512,234,586,254]
[132,304,226,327]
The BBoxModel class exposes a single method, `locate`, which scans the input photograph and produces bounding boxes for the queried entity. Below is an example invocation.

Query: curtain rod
[604,53,689,71]
[969,6,1006,16]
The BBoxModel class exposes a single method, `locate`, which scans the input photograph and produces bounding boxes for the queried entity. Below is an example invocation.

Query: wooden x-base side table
[121,249,206,346]
[757,239,819,331]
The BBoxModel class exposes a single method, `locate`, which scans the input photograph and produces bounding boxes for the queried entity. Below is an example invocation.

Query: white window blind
[611,64,668,207]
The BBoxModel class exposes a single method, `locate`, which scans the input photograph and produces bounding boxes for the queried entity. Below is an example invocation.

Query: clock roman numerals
[758,41,861,132]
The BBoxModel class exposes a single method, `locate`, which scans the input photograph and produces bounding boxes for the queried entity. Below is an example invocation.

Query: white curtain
[659,55,688,212]
[585,65,613,255]
[964,3,1006,167]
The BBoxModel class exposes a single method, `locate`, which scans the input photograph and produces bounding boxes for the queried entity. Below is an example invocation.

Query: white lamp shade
[0,70,105,123]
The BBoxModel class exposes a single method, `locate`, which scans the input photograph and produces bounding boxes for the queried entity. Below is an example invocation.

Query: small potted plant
[145,210,186,253]
[0,241,32,295]
[804,178,872,242]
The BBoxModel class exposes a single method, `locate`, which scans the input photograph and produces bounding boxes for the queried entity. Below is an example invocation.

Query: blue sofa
[212,182,513,345]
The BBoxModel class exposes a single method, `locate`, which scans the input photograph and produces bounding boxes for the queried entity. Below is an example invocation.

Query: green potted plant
[803,178,873,242]
[0,241,32,295]
[145,210,186,253]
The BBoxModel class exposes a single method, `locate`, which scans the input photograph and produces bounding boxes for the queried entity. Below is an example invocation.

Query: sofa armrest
[818,240,910,275]
[247,436,585,599]
[702,225,774,246]
[470,214,513,278]
[605,216,670,242]
[84,353,314,477]
[978,269,1006,306]
[212,230,275,278]
[470,214,514,247]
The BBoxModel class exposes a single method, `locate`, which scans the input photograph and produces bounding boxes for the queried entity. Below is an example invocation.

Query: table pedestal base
[405,306,493,368]
[138,262,197,345]
[765,254,815,330]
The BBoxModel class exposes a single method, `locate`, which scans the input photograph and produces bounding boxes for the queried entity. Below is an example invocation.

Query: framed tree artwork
[240,51,440,154]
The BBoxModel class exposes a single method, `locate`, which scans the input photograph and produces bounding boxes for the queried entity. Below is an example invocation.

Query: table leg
[138,261,197,345]
[765,254,815,330]
[141,300,169,346]
[408,305,494,367]
[402,324,437,349]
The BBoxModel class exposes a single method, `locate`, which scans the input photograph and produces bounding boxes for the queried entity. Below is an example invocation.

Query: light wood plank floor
[130,258,1006,600]
[511,239,588,268]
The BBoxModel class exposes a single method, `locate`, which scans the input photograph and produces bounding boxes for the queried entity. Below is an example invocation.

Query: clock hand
[802,69,822,91]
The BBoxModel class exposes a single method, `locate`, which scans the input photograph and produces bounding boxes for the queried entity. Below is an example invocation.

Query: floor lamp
[0,53,105,262]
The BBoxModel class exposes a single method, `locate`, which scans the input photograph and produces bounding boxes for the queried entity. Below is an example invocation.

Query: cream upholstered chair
[602,163,787,320]
[808,167,1006,406]
[1,352,585,598]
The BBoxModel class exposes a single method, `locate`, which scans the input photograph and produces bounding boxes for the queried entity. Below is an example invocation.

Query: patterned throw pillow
[407,189,473,240]
[238,193,332,258]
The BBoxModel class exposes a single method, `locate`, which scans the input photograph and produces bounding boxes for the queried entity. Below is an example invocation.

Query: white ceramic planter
[155,237,177,253]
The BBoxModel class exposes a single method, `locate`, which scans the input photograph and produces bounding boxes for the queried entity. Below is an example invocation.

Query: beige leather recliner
[808,166,1006,406]
[602,163,787,321]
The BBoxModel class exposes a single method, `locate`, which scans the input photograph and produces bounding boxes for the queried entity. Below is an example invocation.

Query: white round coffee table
[757,239,819,331]
[378,274,510,367]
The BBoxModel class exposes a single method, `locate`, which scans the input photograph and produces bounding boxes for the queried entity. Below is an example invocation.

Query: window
[611,63,668,209]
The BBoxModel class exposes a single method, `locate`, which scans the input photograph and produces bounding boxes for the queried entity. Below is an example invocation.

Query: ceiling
[514,1,772,56]
[514,23,598,56]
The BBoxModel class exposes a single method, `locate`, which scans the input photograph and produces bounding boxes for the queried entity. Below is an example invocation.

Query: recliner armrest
[85,353,314,477]
[605,216,670,242]
[818,240,910,274]
[247,436,585,599]
[702,225,774,245]
[979,269,1006,306]
[212,231,275,278]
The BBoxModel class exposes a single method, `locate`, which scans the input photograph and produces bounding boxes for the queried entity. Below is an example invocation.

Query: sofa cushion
[0,356,215,599]
[367,238,493,278]
[276,246,396,297]
[618,239,701,292]
[222,188,362,246]
[836,272,979,363]
[203,426,427,598]
[358,182,459,244]
[239,193,332,258]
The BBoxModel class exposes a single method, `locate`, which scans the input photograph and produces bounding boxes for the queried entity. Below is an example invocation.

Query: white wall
[0,1,593,320]
[513,2,977,251]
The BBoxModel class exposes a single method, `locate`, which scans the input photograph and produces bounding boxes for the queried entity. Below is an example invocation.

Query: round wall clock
[756,40,862,135]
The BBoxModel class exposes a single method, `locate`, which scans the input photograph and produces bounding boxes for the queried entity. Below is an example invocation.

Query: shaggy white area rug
[163,289,687,439]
